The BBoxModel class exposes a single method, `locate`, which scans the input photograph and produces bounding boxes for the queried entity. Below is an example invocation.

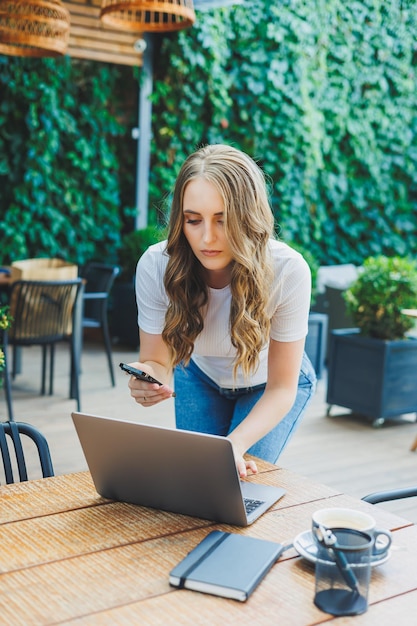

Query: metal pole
[134,33,154,230]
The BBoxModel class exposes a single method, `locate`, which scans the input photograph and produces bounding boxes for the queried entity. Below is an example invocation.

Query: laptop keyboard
[244,498,265,515]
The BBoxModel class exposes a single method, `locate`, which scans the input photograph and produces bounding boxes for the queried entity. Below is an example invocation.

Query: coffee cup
[312,508,392,557]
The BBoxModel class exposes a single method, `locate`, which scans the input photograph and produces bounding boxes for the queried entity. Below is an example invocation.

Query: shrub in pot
[344,256,417,340]
[326,256,417,426]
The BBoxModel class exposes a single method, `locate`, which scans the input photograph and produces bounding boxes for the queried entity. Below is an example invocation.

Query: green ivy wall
[0,57,136,265]
[0,0,416,267]
[151,0,417,266]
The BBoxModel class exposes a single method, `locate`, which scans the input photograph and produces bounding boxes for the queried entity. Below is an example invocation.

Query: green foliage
[0,305,12,332]
[0,56,136,266]
[344,256,417,340]
[150,0,417,266]
[1,1,417,270]
[118,225,167,281]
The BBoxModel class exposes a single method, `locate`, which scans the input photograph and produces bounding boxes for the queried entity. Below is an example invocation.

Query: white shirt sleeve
[268,241,311,342]
[135,241,169,334]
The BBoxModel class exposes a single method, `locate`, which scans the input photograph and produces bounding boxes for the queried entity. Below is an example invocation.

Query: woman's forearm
[228,386,297,456]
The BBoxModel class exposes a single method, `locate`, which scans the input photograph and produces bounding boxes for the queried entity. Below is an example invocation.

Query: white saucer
[293,530,391,567]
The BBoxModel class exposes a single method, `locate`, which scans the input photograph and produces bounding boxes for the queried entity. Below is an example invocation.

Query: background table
[0,460,416,625]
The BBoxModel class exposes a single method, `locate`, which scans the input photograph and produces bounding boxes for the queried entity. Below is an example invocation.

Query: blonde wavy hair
[163,144,275,380]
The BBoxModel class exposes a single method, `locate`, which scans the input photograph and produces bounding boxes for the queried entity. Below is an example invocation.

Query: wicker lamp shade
[0,0,70,57]
[100,1,195,33]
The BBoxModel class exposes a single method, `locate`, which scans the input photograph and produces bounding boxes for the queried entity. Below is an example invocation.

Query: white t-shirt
[136,239,311,388]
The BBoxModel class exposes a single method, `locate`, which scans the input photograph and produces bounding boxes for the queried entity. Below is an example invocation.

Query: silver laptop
[71,412,286,526]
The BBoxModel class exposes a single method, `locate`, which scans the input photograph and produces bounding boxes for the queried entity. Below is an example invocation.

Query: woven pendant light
[100,1,195,33]
[0,0,70,57]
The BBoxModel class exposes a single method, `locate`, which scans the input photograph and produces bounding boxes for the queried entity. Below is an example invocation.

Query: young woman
[127,144,316,477]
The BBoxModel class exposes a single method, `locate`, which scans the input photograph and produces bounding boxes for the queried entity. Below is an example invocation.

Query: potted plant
[111,226,166,349]
[326,255,417,426]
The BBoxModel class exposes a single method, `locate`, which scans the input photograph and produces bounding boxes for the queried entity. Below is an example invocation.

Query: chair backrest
[81,263,120,321]
[362,486,417,504]
[0,421,54,484]
[8,279,84,345]
[81,263,120,294]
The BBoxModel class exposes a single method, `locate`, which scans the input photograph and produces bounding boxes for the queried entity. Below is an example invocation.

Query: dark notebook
[169,530,284,602]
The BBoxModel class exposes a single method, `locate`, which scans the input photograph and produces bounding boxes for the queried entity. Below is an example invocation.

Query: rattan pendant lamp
[0,0,70,57]
[100,0,195,32]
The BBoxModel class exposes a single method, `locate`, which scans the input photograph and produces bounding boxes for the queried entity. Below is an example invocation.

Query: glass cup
[313,527,374,616]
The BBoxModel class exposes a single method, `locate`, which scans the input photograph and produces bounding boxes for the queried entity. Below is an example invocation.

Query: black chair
[4,279,84,414]
[0,421,54,484]
[362,486,417,504]
[80,263,120,386]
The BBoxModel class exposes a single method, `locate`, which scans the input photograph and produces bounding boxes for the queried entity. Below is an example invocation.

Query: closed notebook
[169,530,284,602]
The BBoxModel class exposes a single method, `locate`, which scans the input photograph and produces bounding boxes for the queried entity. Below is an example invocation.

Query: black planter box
[327,329,417,424]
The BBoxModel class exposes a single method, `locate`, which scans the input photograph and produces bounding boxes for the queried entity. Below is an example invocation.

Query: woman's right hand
[127,362,175,407]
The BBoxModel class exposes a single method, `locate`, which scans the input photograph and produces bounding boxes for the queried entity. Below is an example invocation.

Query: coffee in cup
[312,507,392,557]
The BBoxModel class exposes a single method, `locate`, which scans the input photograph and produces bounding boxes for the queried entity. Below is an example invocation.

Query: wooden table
[1,461,416,625]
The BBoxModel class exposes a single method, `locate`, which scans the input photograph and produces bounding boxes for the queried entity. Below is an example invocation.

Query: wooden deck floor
[2,339,416,523]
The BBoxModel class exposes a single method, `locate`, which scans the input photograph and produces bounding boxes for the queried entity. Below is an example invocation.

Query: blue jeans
[174,352,317,463]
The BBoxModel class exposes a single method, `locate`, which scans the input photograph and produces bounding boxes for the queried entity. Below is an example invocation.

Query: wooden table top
[0,461,415,625]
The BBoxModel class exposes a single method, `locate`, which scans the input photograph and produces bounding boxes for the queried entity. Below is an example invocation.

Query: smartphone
[119,362,163,385]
